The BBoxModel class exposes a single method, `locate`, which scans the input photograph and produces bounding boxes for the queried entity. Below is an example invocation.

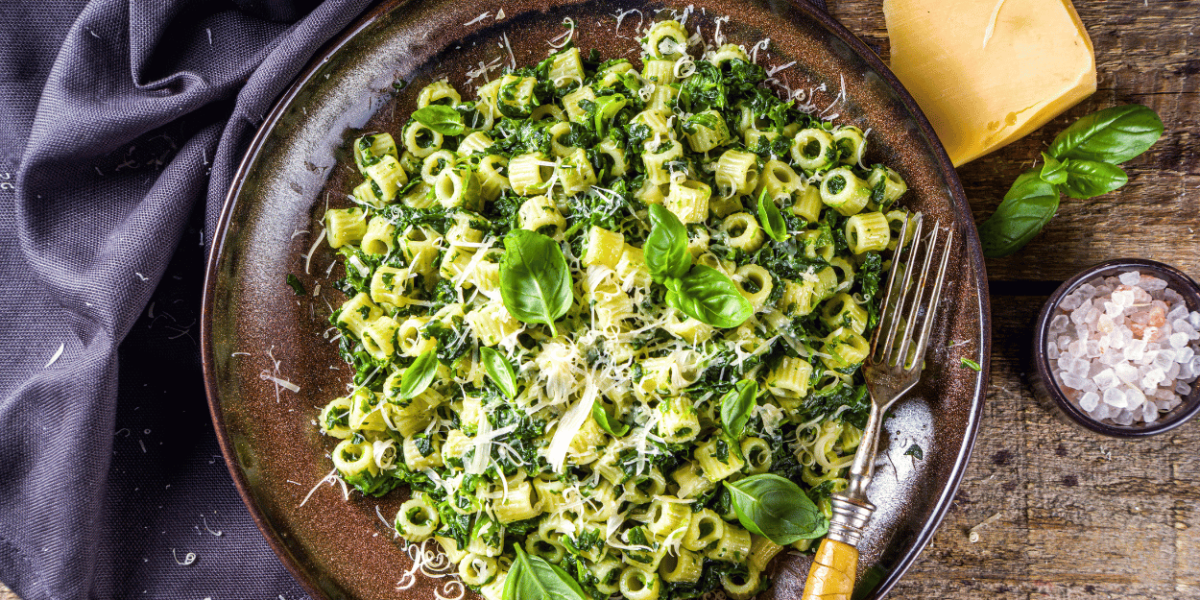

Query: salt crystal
[1057,335,1072,349]
[1047,344,1060,360]
[1086,340,1101,358]
[1050,314,1070,332]
[1169,332,1189,349]
[1153,352,1174,371]
[1070,359,1090,378]
[1100,349,1123,366]
[1175,346,1195,365]
[1081,379,1098,393]
[1071,305,1089,325]
[1103,301,1123,318]
[1113,409,1135,426]
[1167,362,1181,381]
[1086,308,1100,326]
[1169,303,1189,321]
[1077,283,1098,299]
[1074,323,1090,341]
[1118,271,1142,286]
[1176,381,1192,395]
[1123,338,1147,362]
[1091,402,1111,420]
[1140,275,1168,291]
[1060,372,1085,390]
[1056,355,1073,372]
[1143,368,1165,388]
[1114,363,1139,383]
[1143,403,1160,423]
[1079,391,1100,411]
[1189,311,1200,329]
[1103,387,1127,408]
[1060,294,1082,311]
[1155,387,1175,401]
[1069,339,1086,358]
[1166,396,1183,410]
[1093,368,1117,390]
[1126,385,1146,407]
[1165,289,1183,304]
[1112,290,1132,307]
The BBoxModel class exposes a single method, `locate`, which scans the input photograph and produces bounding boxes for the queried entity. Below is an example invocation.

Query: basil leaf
[503,544,590,600]
[1038,152,1069,186]
[591,400,630,437]
[1006,168,1057,203]
[645,204,693,282]
[1048,104,1164,164]
[960,357,982,372]
[724,474,829,545]
[756,189,788,242]
[904,444,924,460]
[480,347,518,399]
[411,105,465,136]
[286,273,306,296]
[396,349,438,400]
[669,265,753,328]
[1061,159,1128,199]
[978,194,1060,258]
[500,230,574,336]
[720,380,758,438]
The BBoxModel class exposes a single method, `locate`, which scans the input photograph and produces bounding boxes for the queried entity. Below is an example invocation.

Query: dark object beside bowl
[1033,258,1200,438]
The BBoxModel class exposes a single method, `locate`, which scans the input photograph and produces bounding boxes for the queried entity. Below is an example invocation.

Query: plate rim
[200,1,993,598]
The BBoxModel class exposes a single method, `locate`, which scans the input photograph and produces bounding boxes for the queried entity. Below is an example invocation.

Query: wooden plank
[830,0,1200,284]
[885,296,1200,598]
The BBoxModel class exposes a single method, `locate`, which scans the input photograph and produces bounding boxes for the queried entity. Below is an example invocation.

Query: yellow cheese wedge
[884,0,1097,167]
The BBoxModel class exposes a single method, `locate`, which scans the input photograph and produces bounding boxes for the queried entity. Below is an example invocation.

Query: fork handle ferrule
[826,494,876,547]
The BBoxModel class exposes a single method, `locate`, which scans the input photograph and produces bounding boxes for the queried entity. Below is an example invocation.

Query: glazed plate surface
[201,1,992,598]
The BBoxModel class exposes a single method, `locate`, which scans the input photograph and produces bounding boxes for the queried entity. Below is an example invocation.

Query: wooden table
[828,1,1200,598]
[1,2,1195,600]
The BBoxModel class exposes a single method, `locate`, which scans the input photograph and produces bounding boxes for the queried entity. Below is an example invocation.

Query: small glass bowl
[1032,258,1200,438]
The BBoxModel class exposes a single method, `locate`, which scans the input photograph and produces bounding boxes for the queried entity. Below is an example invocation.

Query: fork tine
[878,213,924,365]
[909,226,956,370]
[894,220,941,369]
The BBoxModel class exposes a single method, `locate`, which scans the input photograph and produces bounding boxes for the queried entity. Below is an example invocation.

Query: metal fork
[801,212,955,600]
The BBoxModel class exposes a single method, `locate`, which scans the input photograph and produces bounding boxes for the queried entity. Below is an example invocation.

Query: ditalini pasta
[314,16,911,600]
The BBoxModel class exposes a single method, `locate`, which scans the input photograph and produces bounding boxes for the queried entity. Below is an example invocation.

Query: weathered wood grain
[832,0,1200,284]
[825,1,1200,598]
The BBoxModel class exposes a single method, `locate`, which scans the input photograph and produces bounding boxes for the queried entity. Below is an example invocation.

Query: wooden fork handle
[801,537,859,600]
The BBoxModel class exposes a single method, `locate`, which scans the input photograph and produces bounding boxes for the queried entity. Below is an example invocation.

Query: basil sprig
[756,189,788,242]
[480,347,518,399]
[979,104,1163,258]
[720,380,758,439]
[591,400,630,437]
[394,349,438,400]
[503,544,590,600]
[724,474,829,545]
[499,230,574,336]
[411,105,465,136]
[646,205,753,328]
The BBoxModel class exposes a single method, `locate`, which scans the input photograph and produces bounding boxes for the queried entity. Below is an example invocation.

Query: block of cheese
[883,0,1096,167]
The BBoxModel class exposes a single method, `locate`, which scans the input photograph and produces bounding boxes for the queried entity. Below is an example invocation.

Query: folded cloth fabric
[0,0,370,598]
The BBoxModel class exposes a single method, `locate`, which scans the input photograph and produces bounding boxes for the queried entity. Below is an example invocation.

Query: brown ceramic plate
[201,1,991,598]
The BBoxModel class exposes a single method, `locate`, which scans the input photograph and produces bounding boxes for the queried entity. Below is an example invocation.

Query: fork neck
[845,400,883,500]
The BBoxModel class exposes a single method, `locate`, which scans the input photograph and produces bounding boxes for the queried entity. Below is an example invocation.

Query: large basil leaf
[645,204,693,282]
[591,400,630,437]
[1061,159,1128,199]
[667,265,753,328]
[978,194,1060,258]
[1006,168,1057,202]
[756,190,788,242]
[1048,104,1164,164]
[724,474,829,545]
[720,380,758,439]
[411,105,465,136]
[500,230,574,336]
[503,545,590,600]
[395,349,438,400]
[480,347,518,399]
